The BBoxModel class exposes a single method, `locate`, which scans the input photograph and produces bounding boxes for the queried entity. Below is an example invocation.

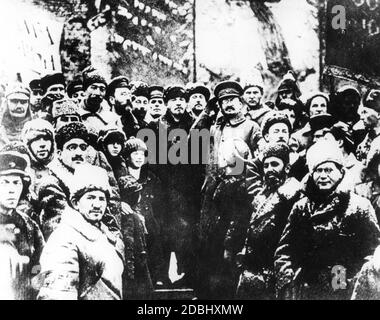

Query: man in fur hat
[237,143,302,299]
[275,140,380,300]
[38,164,124,300]
[0,83,32,149]
[51,98,81,131]
[39,73,66,120]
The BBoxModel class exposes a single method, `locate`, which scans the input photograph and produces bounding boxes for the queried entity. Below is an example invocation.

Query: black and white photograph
[1,0,380,304]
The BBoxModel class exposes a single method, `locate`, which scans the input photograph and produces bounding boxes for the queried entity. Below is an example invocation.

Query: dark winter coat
[0,208,45,300]
[236,178,302,299]
[274,179,380,300]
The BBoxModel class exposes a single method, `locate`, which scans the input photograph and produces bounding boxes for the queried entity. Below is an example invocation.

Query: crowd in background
[2,65,380,300]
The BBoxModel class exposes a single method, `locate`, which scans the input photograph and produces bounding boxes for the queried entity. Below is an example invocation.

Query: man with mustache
[36,122,89,238]
[51,98,81,131]
[148,85,197,289]
[147,85,166,121]
[0,83,32,149]
[246,111,292,200]
[186,83,210,118]
[77,67,119,134]
[236,143,302,299]
[242,73,271,126]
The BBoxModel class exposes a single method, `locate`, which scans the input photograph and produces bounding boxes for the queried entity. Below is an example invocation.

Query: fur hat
[82,67,107,91]
[262,142,290,165]
[132,84,150,99]
[124,137,147,157]
[55,122,89,150]
[52,98,80,119]
[306,140,344,173]
[98,127,126,147]
[261,111,292,137]
[70,164,110,202]
[40,73,66,94]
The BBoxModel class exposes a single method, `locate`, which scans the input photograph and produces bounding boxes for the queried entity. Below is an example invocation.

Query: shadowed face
[30,137,52,161]
[0,175,23,210]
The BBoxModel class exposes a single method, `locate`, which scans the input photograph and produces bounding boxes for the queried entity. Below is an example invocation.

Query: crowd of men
[2,65,380,300]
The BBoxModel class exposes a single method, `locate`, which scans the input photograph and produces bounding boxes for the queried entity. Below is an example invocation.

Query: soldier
[28,79,43,115]
[39,73,66,120]
[242,73,271,126]
[38,165,124,300]
[0,83,32,149]
[275,140,380,300]
[147,85,166,122]
[51,99,81,131]
[0,150,44,299]
[236,143,302,299]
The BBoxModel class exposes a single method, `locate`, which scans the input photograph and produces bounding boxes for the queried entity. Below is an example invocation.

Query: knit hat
[70,164,110,202]
[164,85,187,103]
[55,122,89,150]
[52,98,80,119]
[40,73,65,94]
[261,142,290,165]
[67,79,84,98]
[124,137,147,157]
[82,67,107,91]
[186,83,211,101]
[98,127,126,147]
[261,111,292,137]
[306,140,344,173]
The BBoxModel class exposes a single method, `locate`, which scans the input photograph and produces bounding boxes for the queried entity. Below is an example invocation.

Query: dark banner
[325,0,380,83]
[106,0,194,85]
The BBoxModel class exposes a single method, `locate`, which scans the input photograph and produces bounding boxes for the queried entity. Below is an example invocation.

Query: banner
[325,0,380,84]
